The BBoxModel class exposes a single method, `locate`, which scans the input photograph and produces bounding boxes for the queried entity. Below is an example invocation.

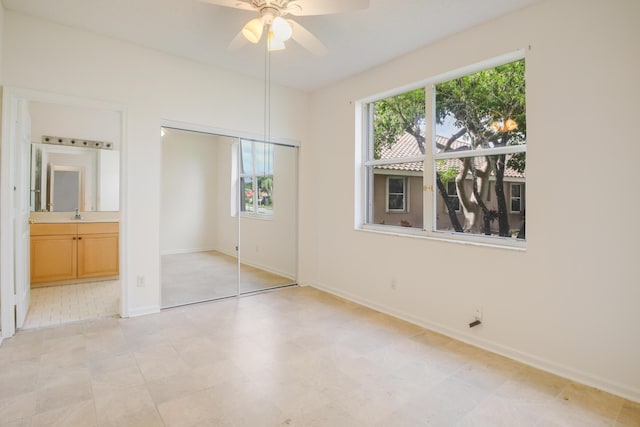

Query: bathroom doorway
[0,88,125,336]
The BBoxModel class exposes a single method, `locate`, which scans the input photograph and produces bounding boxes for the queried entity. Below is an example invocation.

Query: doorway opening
[0,88,125,337]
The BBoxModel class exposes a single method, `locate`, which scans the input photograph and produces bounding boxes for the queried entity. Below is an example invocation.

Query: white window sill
[357,224,526,251]
[239,212,274,221]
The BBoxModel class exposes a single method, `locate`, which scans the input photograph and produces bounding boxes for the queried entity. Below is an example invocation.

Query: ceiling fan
[200,0,370,55]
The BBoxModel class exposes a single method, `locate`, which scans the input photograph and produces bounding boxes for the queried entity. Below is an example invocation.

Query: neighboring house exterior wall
[373,171,525,235]
[373,172,423,228]
[435,179,526,235]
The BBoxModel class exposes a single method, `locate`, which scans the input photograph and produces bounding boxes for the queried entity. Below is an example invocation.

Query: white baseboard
[309,281,640,404]
[160,247,217,256]
[126,305,160,317]
[216,249,296,281]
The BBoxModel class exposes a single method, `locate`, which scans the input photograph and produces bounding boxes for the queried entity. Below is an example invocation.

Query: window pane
[256,175,273,215]
[435,153,525,238]
[511,199,521,213]
[370,163,423,229]
[254,142,273,175]
[241,177,254,213]
[388,177,404,194]
[435,59,526,155]
[512,184,521,197]
[241,140,253,174]
[388,194,404,210]
[446,181,460,211]
[372,89,426,160]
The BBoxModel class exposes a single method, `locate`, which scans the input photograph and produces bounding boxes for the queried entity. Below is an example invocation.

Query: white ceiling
[2,0,540,91]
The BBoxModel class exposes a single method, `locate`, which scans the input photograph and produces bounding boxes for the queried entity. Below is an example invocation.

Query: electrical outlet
[136,275,145,288]
[474,306,483,321]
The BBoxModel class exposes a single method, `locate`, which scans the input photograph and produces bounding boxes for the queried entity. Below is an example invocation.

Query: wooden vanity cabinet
[30,222,119,285]
[30,223,78,283]
[77,222,119,279]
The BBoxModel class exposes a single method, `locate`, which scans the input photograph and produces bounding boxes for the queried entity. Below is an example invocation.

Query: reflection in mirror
[239,140,297,295]
[160,130,239,307]
[50,168,82,212]
[31,143,120,212]
[160,128,298,309]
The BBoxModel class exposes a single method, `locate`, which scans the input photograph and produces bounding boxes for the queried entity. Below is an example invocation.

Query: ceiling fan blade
[286,0,369,16]
[198,0,254,12]
[228,30,249,50]
[288,20,327,56]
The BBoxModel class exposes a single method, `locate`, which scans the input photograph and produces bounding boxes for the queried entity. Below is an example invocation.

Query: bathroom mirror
[31,143,120,212]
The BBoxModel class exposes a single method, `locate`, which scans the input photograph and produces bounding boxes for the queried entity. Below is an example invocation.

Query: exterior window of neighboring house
[510,183,522,213]
[387,177,407,212]
[240,139,273,216]
[446,181,460,212]
[360,53,526,245]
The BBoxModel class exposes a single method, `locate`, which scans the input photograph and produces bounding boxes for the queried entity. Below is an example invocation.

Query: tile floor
[23,280,120,329]
[162,251,295,308]
[0,286,638,426]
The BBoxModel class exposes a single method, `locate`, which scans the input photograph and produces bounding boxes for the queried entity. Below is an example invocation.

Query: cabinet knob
[72,237,76,240]
[78,237,82,240]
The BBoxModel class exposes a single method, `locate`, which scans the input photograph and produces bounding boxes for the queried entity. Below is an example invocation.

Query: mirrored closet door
[160,128,297,308]
[238,139,298,294]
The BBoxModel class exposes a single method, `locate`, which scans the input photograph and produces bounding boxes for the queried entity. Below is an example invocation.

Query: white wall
[2,11,308,316]
[97,150,119,211]
[302,0,640,402]
[212,136,238,256]
[161,129,219,254]
[29,101,121,148]
[0,3,3,85]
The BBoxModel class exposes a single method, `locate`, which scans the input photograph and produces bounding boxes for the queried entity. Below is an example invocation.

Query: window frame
[358,50,526,249]
[510,182,523,214]
[386,176,408,213]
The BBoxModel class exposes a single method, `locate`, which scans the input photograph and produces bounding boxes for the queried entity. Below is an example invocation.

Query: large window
[240,139,273,216]
[361,55,526,244]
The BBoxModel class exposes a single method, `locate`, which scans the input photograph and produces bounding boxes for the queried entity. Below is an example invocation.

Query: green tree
[436,59,526,236]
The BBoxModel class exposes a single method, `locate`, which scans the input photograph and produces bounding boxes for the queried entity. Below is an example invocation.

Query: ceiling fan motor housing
[251,0,291,11]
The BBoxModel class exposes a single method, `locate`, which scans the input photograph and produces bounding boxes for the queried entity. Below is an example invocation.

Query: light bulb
[267,30,285,51]
[242,18,264,44]
[271,17,292,42]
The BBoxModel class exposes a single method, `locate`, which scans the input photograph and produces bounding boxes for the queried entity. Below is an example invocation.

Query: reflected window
[240,140,273,216]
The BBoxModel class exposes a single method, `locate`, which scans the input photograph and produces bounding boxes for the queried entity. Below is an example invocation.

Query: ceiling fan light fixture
[267,30,286,51]
[241,18,264,43]
[271,16,292,42]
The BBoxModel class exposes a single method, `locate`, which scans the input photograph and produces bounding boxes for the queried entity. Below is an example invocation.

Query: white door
[14,100,31,328]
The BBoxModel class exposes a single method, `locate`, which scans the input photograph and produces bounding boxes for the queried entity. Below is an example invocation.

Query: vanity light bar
[41,135,114,150]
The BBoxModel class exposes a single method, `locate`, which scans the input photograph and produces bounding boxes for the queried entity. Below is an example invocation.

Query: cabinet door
[77,233,119,279]
[30,235,77,283]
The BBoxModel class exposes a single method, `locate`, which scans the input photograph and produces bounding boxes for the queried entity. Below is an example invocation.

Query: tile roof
[375,133,525,178]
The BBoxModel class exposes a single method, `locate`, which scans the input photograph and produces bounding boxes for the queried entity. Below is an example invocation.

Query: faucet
[73,208,83,220]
